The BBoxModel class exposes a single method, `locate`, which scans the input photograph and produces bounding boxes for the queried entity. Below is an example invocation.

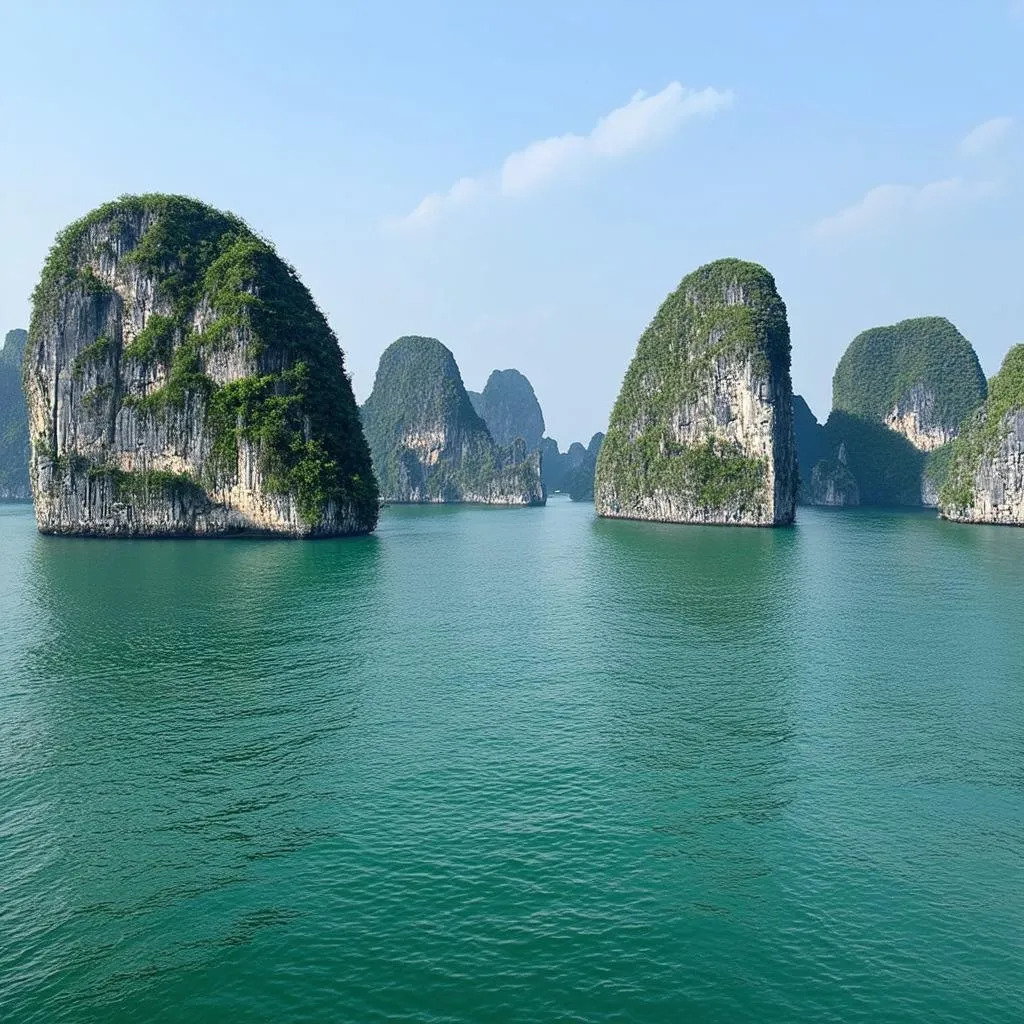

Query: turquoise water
[1,497,1021,1023]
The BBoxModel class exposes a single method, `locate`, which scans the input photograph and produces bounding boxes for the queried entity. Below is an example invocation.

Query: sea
[1,496,1021,1022]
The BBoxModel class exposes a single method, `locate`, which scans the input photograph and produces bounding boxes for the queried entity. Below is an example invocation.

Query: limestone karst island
[595,259,797,526]
[24,195,378,537]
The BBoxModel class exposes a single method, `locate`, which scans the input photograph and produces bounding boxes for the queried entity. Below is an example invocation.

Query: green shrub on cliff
[596,258,794,524]
[832,317,986,433]
[360,336,542,504]
[30,194,378,531]
[940,344,1024,511]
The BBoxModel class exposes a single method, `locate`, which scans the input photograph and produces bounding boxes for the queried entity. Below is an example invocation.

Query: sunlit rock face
[596,259,796,526]
[25,195,378,537]
[940,345,1024,526]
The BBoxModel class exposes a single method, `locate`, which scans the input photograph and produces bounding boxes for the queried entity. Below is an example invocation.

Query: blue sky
[2,0,1022,443]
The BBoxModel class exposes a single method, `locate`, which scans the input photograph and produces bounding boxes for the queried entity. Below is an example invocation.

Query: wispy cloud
[384,82,733,232]
[813,177,998,239]
[959,116,1014,157]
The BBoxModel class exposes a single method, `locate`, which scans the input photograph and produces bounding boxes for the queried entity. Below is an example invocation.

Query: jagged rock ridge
[25,194,378,537]
[539,432,604,501]
[0,329,30,500]
[360,336,543,505]
[595,258,796,526]
[940,345,1024,525]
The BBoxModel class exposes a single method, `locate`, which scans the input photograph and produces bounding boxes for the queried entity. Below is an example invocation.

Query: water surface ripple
[0,499,1021,1022]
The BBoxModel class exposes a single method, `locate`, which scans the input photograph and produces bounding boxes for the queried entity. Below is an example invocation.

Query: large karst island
[799,316,988,509]
[0,329,31,500]
[595,258,796,526]
[360,336,544,504]
[25,194,379,537]
[939,345,1024,525]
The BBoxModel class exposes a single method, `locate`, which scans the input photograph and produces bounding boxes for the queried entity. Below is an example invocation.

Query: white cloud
[382,176,485,232]
[959,116,1014,157]
[385,81,733,231]
[813,177,998,239]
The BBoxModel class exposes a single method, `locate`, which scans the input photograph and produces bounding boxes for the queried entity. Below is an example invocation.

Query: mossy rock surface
[595,258,796,525]
[940,344,1024,520]
[832,317,986,446]
[27,193,378,536]
[360,336,543,505]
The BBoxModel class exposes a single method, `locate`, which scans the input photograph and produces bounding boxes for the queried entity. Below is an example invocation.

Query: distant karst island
[0,329,30,500]
[360,336,544,505]
[795,316,993,512]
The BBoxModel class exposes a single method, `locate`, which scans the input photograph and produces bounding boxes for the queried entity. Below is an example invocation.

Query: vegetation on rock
[471,369,545,452]
[815,411,924,506]
[0,330,30,499]
[27,194,377,534]
[832,317,986,442]
[940,344,1024,513]
[360,336,543,504]
[596,258,795,524]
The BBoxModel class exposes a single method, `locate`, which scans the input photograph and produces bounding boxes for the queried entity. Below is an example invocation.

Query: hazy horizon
[3,1,1022,442]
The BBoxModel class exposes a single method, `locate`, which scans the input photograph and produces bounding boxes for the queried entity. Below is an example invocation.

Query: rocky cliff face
[25,195,378,537]
[793,394,827,504]
[809,442,860,506]
[940,345,1024,525]
[832,317,986,451]
[0,329,30,499]
[470,369,545,452]
[595,259,796,526]
[361,336,544,505]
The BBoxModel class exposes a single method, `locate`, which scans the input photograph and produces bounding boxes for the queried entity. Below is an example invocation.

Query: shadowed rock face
[0,330,30,500]
[807,410,925,509]
[810,442,860,506]
[940,345,1024,525]
[471,369,545,452]
[793,394,827,504]
[361,336,543,505]
[566,432,604,502]
[596,258,796,526]
[832,316,986,452]
[25,195,378,537]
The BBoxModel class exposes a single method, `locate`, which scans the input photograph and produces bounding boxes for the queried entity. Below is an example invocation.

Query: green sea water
[1,497,1021,1023]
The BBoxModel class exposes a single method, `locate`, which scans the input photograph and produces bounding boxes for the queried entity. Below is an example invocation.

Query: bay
[0,497,1021,1023]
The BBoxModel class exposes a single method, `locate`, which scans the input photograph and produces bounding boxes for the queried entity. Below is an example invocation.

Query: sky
[2,0,1022,444]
